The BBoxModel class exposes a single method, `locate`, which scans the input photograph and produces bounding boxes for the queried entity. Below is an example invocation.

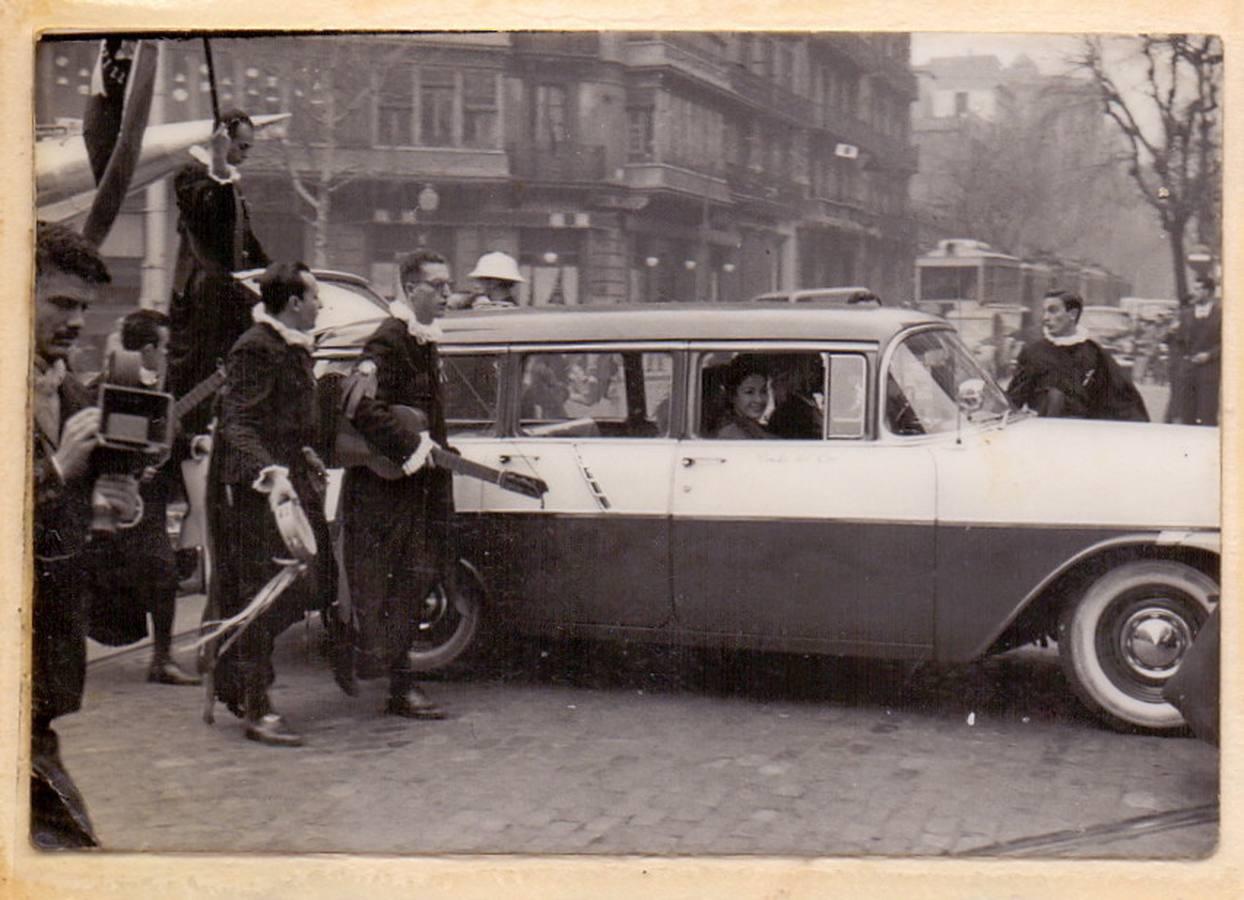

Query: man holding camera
[31,223,142,848]
[87,309,200,685]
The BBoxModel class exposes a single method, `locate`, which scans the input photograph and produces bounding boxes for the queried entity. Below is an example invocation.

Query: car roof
[438,303,942,345]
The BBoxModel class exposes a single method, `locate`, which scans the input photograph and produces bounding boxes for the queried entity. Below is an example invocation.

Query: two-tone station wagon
[283,273,1223,734]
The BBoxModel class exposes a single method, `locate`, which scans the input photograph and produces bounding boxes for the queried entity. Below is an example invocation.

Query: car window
[518,350,671,438]
[311,280,390,331]
[696,351,831,440]
[884,330,1010,436]
[443,353,501,436]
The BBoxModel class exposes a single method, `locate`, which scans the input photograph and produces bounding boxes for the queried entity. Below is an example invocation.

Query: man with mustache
[31,222,142,847]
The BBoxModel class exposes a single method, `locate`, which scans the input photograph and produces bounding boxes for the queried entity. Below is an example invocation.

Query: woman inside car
[714,354,775,440]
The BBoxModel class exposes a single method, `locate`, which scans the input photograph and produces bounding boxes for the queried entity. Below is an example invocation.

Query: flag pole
[202,36,221,125]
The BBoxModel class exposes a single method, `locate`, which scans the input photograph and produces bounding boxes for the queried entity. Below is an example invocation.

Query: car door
[472,344,680,629]
[670,345,937,655]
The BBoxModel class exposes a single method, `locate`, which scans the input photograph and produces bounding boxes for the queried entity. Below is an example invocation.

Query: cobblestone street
[56,595,1217,859]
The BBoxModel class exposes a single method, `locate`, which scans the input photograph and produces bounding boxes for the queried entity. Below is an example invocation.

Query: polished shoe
[146,660,202,686]
[244,713,304,747]
[385,686,447,720]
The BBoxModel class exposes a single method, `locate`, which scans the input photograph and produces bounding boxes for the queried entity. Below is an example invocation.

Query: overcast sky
[911,33,1082,75]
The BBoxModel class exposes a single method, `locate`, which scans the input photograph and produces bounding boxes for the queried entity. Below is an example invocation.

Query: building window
[663,93,725,175]
[954,91,969,116]
[534,84,569,147]
[462,70,499,148]
[420,69,456,146]
[627,106,654,162]
[377,64,414,146]
[374,66,499,150]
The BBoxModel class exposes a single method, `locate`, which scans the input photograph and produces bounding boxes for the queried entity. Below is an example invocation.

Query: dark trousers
[31,717,97,849]
[86,498,179,654]
[207,482,308,715]
[1182,364,1220,426]
[342,469,446,684]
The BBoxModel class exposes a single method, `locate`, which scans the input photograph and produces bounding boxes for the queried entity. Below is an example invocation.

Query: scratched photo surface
[31,31,1220,857]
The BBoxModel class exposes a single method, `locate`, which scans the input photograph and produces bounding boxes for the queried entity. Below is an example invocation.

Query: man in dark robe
[1169,275,1221,426]
[167,108,269,436]
[86,310,200,684]
[340,249,455,720]
[31,223,142,848]
[207,262,331,746]
[1006,290,1148,422]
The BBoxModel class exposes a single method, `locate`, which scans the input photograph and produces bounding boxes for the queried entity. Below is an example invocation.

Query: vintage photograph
[28,29,1220,861]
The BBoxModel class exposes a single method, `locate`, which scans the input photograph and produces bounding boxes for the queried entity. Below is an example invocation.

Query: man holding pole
[167,109,269,436]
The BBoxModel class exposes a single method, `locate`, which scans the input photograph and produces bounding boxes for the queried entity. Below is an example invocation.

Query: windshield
[884,329,1011,436]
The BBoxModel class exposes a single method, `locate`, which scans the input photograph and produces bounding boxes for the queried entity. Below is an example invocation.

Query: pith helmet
[469,251,525,284]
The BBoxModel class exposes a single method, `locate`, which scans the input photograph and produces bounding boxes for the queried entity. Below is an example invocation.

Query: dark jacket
[1006,337,1148,422]
[33,372,96,722]
[167,157,269,430]
[213,322,323,489]
[344,317,453,577]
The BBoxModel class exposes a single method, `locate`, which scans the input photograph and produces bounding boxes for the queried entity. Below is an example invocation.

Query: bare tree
[1075,35,1222,300]
[270,39,407,267]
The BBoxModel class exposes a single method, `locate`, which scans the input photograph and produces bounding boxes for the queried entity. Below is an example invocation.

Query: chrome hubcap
[1118,607,1192,678]
[418,586,450,633]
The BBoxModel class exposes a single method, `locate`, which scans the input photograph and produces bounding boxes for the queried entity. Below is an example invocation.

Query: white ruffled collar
[252,304,315,349]
[388,300,444,344]
[1044,324,1092,347]
[188,145,240,183]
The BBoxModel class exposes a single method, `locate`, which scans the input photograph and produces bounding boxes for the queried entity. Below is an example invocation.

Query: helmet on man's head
[469,251,525,284]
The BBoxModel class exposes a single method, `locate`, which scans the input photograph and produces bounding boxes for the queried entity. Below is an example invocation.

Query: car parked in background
[1081,305,1138,370]
[750,286,880,305]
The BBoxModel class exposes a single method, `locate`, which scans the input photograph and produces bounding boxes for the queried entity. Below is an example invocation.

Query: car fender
[969,530,1221,660]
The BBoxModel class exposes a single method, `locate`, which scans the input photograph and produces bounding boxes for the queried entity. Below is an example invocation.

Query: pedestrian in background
[1168,275,1221,426]
[464,251,524,309]
[31,222,143,847]
[1006,290,1148,421]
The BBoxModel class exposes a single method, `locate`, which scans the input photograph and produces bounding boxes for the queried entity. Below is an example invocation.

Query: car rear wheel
[406,563,484,672]
[1059,560,1217,733]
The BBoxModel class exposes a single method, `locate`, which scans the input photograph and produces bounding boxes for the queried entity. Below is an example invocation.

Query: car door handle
[499,454,540,464]
[681,456,727,467]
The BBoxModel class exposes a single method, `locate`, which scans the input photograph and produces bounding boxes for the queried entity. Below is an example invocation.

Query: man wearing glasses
[336,250,454,720]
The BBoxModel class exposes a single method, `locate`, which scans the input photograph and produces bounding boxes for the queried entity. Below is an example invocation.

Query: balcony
[727,66,813,123]
[511,33,600,58]
[624,161,732,204]
[726,163,806,209]
[249,142,511,180]
[624,36,732,93]
[508,142,607,183]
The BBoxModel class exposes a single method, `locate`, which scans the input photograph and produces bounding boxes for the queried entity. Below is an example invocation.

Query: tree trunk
[1167,217,1189,302]
[313,189,331,268]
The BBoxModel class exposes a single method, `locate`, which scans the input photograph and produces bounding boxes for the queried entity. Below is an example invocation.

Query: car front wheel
[1059,559,1217,733]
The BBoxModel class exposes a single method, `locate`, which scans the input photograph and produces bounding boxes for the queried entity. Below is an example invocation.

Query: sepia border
[1,1,1239,897]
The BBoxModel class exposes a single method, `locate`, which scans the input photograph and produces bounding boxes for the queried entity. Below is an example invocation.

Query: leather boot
[243,686,303,747]
[385,678,447,720]
[147,657,202,686]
